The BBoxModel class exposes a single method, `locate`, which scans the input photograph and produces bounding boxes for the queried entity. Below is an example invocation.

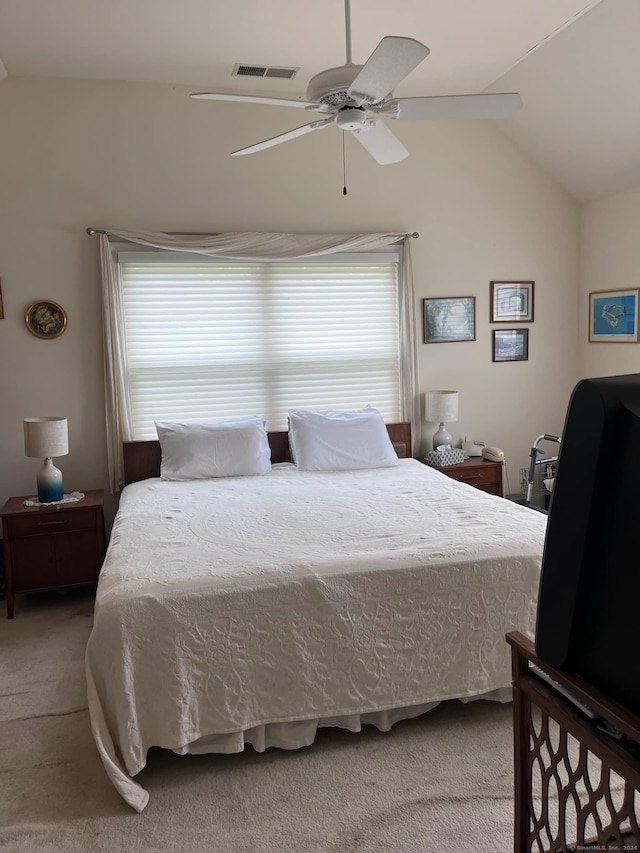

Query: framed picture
[25,300,68,339]
[492,328,529,362]
[423,296,476,343]
[490,281,534,323]
[589,288,640,342]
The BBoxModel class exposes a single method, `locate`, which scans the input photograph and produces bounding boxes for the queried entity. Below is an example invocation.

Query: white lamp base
[37,457,64,503]
[432,423,453,450]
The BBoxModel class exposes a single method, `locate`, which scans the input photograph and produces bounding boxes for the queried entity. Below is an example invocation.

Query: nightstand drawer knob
[37,520,69,527]
[460,474,481,480]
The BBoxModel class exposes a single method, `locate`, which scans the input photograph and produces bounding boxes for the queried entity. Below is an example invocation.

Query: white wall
[0,76,580,526]
[580,186,640,377]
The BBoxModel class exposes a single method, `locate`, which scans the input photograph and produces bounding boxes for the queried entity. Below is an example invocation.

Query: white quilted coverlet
[86,460,547,811]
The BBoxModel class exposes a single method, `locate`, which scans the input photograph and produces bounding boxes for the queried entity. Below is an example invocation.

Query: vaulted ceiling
[0,0,636,201]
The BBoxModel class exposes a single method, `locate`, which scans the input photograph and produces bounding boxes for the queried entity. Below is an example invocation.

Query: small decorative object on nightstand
[0,490,106,619]
[425,447,465,467]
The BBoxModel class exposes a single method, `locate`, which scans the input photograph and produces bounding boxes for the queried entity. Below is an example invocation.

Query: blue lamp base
[37,457,64,503]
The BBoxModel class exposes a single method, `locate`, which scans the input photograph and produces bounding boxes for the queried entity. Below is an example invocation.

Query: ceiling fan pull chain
[342,132,348,195]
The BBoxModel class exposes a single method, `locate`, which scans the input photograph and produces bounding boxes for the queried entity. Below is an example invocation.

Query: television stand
[507,631,640,853]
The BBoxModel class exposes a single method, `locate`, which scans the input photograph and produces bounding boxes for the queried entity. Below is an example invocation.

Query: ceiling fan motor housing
[306,64,377,109]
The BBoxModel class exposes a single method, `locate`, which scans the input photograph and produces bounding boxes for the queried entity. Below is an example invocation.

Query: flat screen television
[535,372,640,715]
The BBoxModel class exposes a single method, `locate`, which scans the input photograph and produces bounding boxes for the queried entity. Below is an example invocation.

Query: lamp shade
[24,417,69,458]
[425,391,459,424]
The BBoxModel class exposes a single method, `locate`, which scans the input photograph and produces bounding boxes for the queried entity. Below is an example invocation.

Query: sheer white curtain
[98,230,418,491]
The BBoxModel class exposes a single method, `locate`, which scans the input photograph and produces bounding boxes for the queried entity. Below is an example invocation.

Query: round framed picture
[25,300,67,339]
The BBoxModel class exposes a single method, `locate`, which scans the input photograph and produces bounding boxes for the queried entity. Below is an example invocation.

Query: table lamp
[425,390,459,450]
[24,417,69,503]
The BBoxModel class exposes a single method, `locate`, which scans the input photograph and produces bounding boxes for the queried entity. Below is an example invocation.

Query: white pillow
[155,416,271,480]
[288,407,399,471]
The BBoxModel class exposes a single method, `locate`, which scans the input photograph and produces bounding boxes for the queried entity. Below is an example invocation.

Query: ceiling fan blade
[191,92,322,110]
[389,92,523,121]
[231,117,334,156]
[350,119,409,165]
[348,36,430,106]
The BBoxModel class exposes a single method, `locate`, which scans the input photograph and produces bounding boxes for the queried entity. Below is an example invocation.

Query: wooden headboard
[122,422,412,486]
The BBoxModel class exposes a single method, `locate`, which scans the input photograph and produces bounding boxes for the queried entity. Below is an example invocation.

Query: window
[117,250,402,438]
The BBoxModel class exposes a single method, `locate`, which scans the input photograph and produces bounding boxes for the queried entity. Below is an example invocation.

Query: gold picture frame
[25,300,67,339]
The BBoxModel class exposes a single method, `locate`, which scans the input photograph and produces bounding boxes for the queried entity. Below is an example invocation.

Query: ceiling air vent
[233,63,298,80]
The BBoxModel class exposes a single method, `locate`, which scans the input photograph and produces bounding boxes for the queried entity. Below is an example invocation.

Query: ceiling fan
[191,0,522,165]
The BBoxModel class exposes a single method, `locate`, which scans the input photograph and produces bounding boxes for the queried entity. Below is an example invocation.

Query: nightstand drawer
[447,467,500,487]
[6,508,98,537]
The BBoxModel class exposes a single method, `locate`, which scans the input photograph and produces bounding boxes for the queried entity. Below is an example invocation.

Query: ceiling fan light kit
[191,0,522,166]
[336,109,366,131]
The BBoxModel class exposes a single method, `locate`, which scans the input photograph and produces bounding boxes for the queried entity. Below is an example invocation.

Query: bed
[85,422,548,811]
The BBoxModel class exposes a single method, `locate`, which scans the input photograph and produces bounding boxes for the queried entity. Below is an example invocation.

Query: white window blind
[118,251,401,439]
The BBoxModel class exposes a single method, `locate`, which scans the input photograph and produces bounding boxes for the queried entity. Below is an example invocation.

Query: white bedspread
[86,460,547,811]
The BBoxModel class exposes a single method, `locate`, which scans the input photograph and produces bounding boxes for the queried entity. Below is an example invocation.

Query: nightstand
[0,490,106,619]
[421,457,504,497]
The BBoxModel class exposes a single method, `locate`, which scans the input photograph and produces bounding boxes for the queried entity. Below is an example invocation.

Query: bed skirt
[172,687,512,755]
[175,687,512,756]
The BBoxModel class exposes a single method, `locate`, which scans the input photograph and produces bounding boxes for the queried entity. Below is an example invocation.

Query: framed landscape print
[589,288,639,342]
[492,328,529,362]
[490,281,534,323]
[423,296,476,343]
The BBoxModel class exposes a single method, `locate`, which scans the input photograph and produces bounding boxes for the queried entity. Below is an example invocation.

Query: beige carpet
[0,589,518,853]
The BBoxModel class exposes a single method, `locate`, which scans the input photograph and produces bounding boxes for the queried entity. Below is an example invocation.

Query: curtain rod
[86,228,419,238]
